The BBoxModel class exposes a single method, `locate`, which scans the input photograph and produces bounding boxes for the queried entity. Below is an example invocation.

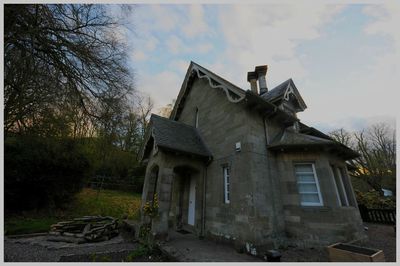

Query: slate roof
[260,78,307,112]
[268,129,359,160]
[269,129,335,148]
[139,62,357,162]
[261,78,292,102]
[149,114,211,158]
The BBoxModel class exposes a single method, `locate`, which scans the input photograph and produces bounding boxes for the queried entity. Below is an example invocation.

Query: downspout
[201,157,211,238]
[263,115,281,241]
[263,116,269,145]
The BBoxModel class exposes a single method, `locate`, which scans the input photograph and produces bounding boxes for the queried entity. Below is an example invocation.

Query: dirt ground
[359,222,396,262]
[280,222,396,262]
[4,222,396,262]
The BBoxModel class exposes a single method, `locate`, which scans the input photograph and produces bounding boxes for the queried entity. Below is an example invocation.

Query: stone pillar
[152,167,174,239]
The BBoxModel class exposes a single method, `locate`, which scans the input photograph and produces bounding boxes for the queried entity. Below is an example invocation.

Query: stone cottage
[139,61,366,254]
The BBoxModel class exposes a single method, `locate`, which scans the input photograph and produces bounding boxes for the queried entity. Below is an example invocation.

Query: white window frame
[331,165,350,207]
[195,107,199,128]
[330,166,343,206]
[294,163,323,207]
[223,166,230,204]
[336,167,350,206]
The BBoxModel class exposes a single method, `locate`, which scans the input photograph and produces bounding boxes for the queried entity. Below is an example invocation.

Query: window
[223,166,230,204]
[294,163,323,206]
[195,107,199,128]
[331,166,353,206]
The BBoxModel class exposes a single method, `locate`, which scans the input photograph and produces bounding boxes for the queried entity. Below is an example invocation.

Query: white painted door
[188,177,196,226]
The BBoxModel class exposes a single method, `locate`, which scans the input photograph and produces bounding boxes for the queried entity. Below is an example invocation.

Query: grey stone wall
[275,151,366,247]
[176,78,286,249]
[142,75,365,253]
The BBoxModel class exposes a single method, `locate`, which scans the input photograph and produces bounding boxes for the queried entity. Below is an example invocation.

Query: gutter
[201,156,212,238]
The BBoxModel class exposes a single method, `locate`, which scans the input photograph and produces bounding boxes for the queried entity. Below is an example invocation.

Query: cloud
[363,3,400,52]
[313,115,396,134]
[124,4,397,133]
[137,70,182,110]
[215,4,345,87]
[181,5,210,38]
[166,35,190,54]
[144,35,159,51]
[131,50,147,61]
[134,5,179,33]
[169,59,190,74]
[196,43,213,53]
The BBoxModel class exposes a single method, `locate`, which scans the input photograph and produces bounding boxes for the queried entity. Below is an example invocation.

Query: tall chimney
[255,65,268,95]
[247,71,258,94]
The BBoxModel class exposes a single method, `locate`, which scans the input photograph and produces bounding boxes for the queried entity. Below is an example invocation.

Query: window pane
[295,164,313,173]
[298,183,318,193]
[296,174,315,182]
[300,193,320,203]
[295,163,322,205]
[223,166,230,204]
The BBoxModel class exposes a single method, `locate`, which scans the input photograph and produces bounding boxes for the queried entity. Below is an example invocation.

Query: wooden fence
[87,175,144,193]
[358,205,396,225]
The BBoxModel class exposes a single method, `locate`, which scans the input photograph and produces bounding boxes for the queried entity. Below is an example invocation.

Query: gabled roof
[169,61,301,126]
[140,114,212,161]
[268,129,359,160]
[261,78,307,112]
[170,61,246,121]
[138,61,358,162]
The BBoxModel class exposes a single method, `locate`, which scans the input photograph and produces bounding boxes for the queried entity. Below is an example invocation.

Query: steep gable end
[262,78,307,115]
[170,62,246,121]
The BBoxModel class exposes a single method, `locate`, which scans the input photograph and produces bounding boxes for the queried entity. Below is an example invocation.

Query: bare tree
[157,99,176,118]
[329,123,396,194]
[329,128,352,147]
[136,94,154,137]
[4,4,134,136]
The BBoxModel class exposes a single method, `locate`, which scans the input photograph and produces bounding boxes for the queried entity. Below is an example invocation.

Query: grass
[5,188,142,235]
[4,217,60,236]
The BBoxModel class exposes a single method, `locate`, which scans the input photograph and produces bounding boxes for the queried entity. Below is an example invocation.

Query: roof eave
[157,144,212,161]
[268,143,359,160]
[245,90,299,125]
[137,120,154,162]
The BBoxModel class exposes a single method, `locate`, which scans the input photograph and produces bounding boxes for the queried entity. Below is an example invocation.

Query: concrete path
[158,231,263,262]
[4,234,138,262]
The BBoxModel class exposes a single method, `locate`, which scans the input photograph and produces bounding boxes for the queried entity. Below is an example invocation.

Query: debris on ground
[48,216,118,243]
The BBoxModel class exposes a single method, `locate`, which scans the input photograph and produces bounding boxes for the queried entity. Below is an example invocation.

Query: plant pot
[327,243,385,262]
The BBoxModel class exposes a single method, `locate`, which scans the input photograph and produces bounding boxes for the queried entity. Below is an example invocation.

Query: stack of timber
[47,216,119,243]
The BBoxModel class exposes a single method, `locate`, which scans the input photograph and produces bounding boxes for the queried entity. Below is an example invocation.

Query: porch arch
[145,164,159,203]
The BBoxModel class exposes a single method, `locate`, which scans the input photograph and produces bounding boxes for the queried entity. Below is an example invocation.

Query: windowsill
[339,205,356,209]
[301,206,332,212]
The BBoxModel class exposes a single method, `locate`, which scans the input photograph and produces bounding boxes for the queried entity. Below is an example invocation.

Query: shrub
[125,244,152,261]
[5,135,92,212]
[355,189,396,209]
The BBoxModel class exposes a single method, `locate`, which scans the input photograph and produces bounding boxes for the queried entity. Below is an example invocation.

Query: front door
[188,176,196,226]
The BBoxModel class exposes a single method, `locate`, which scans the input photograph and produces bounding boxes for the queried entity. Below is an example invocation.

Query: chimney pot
[247,71,258,94]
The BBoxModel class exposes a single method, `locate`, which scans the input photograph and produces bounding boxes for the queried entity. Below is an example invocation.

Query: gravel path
[4,223,396,262]
[280,222,396,262]
[4,235,138,262]
[361,222,396,262]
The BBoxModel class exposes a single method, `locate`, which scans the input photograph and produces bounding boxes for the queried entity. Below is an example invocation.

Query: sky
[115,2,398,133]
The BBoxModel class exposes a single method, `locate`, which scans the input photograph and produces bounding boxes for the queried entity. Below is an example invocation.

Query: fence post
[358,204,370,222]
